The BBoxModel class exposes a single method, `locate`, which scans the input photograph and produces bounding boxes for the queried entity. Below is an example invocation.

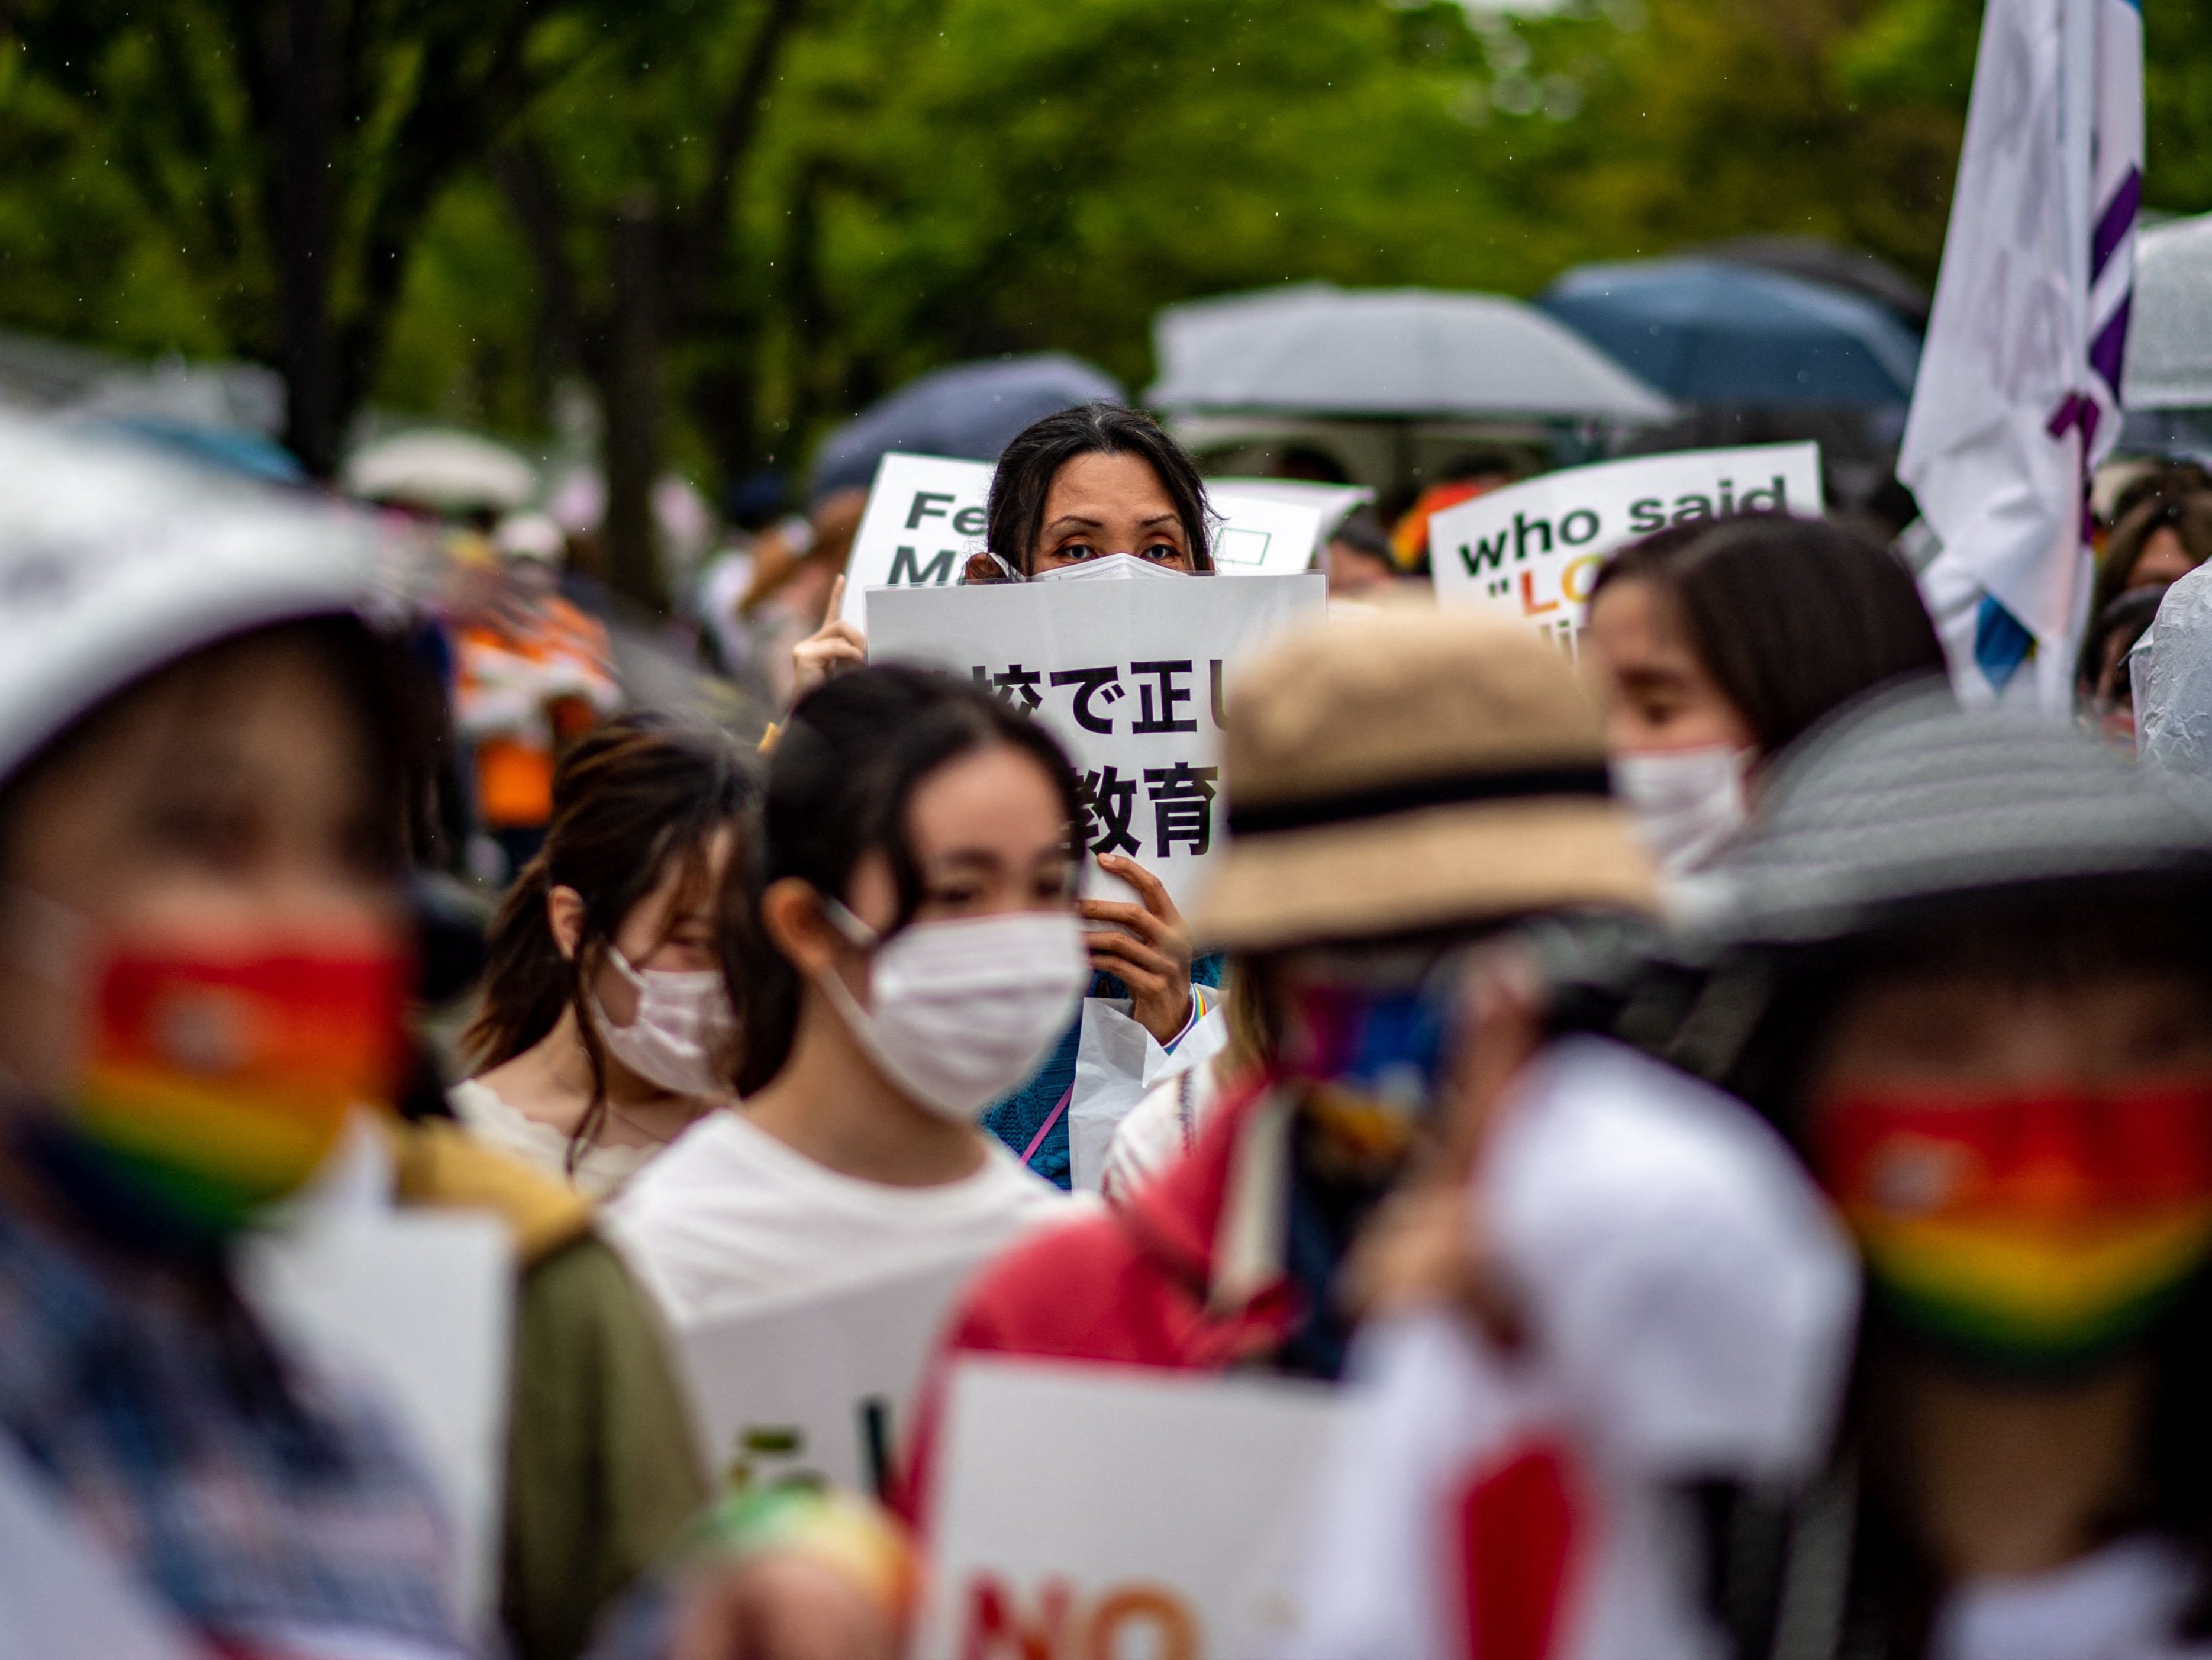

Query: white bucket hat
[0,410,375,785]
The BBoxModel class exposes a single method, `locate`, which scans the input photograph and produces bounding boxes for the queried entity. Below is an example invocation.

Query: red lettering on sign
[961,1572,1074,1660]
[1519,572,1559,617]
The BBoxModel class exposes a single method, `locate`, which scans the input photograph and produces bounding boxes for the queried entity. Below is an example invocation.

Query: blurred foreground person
[1584,515,1946,878]
[607,668,1076,1327]
[457,714,754,1198]
[0,418,897,1660]
[901,610,1665,1516]
[0,424,472,1655]
[1661,692,2212,1658]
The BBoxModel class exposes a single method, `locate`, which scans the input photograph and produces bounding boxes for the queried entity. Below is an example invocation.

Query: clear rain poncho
[2135,560,2212,777]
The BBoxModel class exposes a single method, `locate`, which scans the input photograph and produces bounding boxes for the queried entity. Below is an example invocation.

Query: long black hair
[466,712,759,1163]
[985,402,1216,575]
[1589,515,1947,763]
[734,665,1084,1094]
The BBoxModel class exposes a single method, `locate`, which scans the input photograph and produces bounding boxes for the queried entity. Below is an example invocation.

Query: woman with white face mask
[457,713,755,1198]
[791,404,1229,1188]
[1582,514,1948,881]
[605,665,1085,1327]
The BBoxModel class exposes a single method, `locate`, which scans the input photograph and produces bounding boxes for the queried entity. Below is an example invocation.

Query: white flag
[1898,0,2143,712]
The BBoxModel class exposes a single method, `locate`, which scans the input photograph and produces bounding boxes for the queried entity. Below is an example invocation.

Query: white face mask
[815,902,1090,1123]
[587,947,737,1098]
[1611,745,1753,876]
[1031,552,1184,583]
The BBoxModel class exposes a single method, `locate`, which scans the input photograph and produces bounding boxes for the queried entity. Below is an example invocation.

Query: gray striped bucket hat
[1682,686,2212,952]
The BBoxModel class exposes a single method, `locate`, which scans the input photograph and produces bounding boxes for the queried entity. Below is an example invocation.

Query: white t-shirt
[446,1079,660,1201]
[603,1108,1072,1329]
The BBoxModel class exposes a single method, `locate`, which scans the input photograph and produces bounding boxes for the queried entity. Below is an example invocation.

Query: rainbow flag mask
[75,946,408,1233]
[1816,1084,2212,1368]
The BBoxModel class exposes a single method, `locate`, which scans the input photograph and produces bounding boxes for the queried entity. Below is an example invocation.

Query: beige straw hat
[1192,608,1660,951]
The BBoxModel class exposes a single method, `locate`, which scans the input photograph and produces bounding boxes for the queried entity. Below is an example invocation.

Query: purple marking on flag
[2090,293,2133,400]
[2091,167,2142,283]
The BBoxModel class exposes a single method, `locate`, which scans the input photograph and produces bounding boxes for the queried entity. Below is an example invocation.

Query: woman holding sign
[791,404,1230,1187]
[1582,515,1946,878]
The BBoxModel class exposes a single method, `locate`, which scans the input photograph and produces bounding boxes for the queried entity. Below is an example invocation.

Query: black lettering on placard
[989,664,1044,710]
[904,491,956,530]
[1209,659,1227,729]
[1049,666,1126,734]
[1459,529,1509,576]
[1130,660,1198,733]
[953,506,987,536]
[887,544,957,586]
[1514,511,1552,561]
[1627,498,1668,534]
[1144,763,1220,857]
[1561,508,1600,545]
[1739,475,1788,513]
[1080,767,1142,856]
[1672,494,1714,524]
[1719,478,1736,515]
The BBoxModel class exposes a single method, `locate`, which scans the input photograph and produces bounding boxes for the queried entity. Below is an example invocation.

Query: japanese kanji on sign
[868,573,1326,913]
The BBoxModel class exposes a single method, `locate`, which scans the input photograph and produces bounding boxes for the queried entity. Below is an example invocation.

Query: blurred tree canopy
[4,0,2210,536]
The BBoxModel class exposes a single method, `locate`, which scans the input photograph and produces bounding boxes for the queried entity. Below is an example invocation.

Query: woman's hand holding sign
[1081,853,1195,1044]
[792,575,868,700]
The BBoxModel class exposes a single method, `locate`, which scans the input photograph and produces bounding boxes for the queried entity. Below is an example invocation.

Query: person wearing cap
[1645,688,2212,1658]
[897,608,1663,1522]
[0,415,892,1660]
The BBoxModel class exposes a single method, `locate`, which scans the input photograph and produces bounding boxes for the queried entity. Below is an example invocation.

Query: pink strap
[1021,1084,1076,1167]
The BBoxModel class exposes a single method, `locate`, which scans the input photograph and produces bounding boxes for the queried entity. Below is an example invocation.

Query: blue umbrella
[808,353,1123,503]
[1538,257,1922,407]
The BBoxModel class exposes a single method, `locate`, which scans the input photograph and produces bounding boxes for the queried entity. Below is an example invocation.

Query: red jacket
[900,1076,1304,1527]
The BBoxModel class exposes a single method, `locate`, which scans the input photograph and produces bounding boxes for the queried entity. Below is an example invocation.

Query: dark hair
[737,665,1084,1092]
[1330,508,1395,564]
[464,712,758,1166]
[2075,582,2169,703]
[1588,515,1947,762]
[985,402,1215,575]
[2092,491,2212,630]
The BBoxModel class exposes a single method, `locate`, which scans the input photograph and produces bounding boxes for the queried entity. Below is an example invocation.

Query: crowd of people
[6,386,2212,1660]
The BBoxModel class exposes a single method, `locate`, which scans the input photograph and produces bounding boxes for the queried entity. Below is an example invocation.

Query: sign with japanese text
[1429,443,1824,652]
[912,1357,1343,1660]
[870,573,1326,913]
[844,453,1325,628]
[676,1249,1000,1501]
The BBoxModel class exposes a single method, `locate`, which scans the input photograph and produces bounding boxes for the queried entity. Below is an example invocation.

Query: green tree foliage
[4,0,2210,507]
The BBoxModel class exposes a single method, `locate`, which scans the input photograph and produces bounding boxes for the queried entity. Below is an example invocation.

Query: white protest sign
[1206,489,1326,575]
[1208,477,1375,549]
[912,1357,1343,1660]
[1429,443,1824,651]
[241,1204,514,1629]
[870,573,1326,914]
[675,1250,997,1499]
[843,455,995,628]
[843,455,1327,627]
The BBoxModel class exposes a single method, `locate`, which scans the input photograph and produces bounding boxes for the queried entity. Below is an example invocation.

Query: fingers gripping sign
[792,575,868,701]
[1080,853,1194,1045]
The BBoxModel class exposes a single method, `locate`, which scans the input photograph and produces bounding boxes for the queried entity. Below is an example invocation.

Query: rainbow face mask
[73,944,408,1233]
[1816,1083,2212,1368]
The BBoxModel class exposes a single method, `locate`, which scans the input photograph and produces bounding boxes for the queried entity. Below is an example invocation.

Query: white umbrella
[1146,284,1674,423]
[343,428,539,513]
[2126,212,2212,410]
